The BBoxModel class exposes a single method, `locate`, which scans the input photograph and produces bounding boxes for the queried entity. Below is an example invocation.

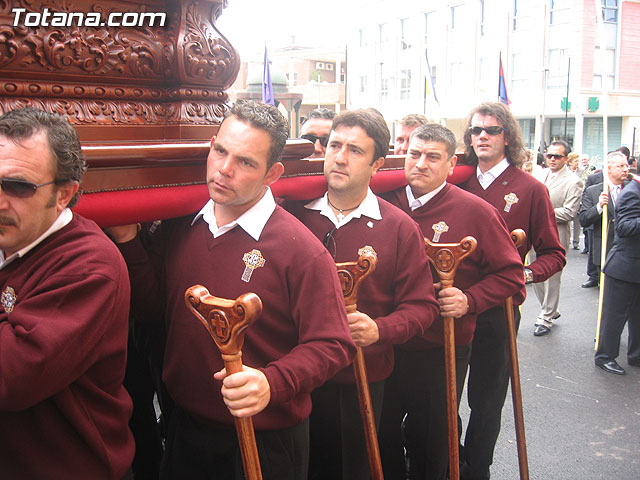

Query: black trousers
[461,305,521,480]
[585,230,599,281]
[379,345,471,480]
[160,406,309,480]
[595,275,640,365]
[308,380,385,480]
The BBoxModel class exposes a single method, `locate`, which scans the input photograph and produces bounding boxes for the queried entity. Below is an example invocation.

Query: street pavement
[459,243,640,480]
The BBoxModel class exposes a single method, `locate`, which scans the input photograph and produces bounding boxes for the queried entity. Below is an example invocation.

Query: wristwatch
[524,268,534,284]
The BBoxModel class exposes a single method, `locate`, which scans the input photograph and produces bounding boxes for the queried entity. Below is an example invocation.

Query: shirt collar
[193,187,276,241]
[305,187,382,228]
[405,181,447,211]
[0,208,73,269]
[476,158,510,189]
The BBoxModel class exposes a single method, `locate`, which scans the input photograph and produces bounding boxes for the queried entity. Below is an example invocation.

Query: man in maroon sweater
[109,100,355,480]
[459,102,565,480]
[379,123,525,480]
[284,109,440,480]
[0,108,135,479]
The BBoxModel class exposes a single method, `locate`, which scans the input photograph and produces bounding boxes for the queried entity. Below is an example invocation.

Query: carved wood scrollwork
[0,0,239,131]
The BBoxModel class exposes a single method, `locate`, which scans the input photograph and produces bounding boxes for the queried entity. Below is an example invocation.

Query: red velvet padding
[74,165,475,228]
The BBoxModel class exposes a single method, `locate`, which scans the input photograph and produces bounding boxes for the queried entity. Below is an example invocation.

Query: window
[360,76,367,93]
[381,77,389,98]
[400,18,409,49]
[550,0,570,25]
[602,0,618,23]
[480,0,485,36]
[359,28,366,47]
[513,0,518,30]
[593,47,616,89]
[400,70,411,100]
[424,11,435,43]
[379,23,389,44]
[451,5,462,30]
[547,48,569,88]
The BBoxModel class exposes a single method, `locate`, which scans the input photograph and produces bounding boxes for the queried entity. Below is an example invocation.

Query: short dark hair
[223,100,289,170]
[0,107,86,207]
[302,108,336,124]
[550,140,571,156]
[615,146,630,159]
[411,124,457,158]
[332,109,390,162]
[463,102,526,167]
[399,114,428,128]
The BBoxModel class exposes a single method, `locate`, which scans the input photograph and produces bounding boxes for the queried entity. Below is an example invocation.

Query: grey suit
[596,179,640,365]
[534,165,583,326]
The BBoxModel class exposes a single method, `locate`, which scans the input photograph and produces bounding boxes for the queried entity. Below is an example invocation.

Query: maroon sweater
[285,196,440,383]
[382,184,525,346]
[118,206,355,430]
[460,165,565,282]
[0,215,134,480]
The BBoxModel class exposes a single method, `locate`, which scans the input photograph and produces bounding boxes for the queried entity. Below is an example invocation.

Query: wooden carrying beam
[423,236,477,480]
[184,285,264,480]
[73,140,475,227]
[335,246,383,480]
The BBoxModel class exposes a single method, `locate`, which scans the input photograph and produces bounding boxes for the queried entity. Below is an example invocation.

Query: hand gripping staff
[424,236,477,480]
[335,246,384,480]
[185,285,264,480]
[507,229,530,480]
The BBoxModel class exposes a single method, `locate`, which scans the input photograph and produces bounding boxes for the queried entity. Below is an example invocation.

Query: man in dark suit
[595,171,640,375]
[580,169,604,287]
[579,152,630,284]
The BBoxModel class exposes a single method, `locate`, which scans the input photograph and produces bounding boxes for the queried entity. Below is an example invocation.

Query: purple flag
[498,52,510,106]
[262,46,275,106]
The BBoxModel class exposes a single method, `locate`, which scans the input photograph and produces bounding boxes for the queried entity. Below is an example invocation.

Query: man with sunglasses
[300,107,335,158]
[459,102,565,480]
[284,109,439,480]
[0,107,135,478]
[532,140,583,335]
[379,123,525,480]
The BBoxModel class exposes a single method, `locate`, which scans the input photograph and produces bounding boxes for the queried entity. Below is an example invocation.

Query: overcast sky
[217,0,351,60]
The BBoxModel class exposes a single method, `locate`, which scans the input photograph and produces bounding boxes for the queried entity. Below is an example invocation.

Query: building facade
[346,0,640,162]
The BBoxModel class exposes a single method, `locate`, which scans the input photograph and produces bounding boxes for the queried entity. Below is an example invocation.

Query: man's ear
[56,181,79,212]
[371,157,385,176]
[264,161,285,185]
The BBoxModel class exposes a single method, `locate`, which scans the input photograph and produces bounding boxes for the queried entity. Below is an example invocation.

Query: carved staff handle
[424,236,477,480]
[335,246,383,480]
[507,229,530,480]
[185,285,264,480]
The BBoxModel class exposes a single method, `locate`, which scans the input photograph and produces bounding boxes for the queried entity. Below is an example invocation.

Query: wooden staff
[595,167,611,350]
[507,229,530,480]
[185,285,264,480]
[335,246,383,480]
[424,236,477,480]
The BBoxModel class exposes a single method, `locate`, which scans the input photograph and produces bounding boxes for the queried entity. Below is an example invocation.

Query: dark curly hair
[0,107,86,207]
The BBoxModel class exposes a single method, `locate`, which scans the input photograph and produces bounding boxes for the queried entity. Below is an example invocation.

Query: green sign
[588,97,599,112]
[561,97,572,112]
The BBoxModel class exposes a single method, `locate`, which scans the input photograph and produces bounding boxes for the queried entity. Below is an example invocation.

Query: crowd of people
[0,101,637,480]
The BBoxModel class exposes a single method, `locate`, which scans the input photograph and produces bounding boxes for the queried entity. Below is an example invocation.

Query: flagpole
[564,58,570,140]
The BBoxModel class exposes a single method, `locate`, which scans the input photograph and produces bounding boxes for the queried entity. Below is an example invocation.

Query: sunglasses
[468,126,505,136]
[301,134,329,147]
[545,153,565,160]
[0,178,57,198]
